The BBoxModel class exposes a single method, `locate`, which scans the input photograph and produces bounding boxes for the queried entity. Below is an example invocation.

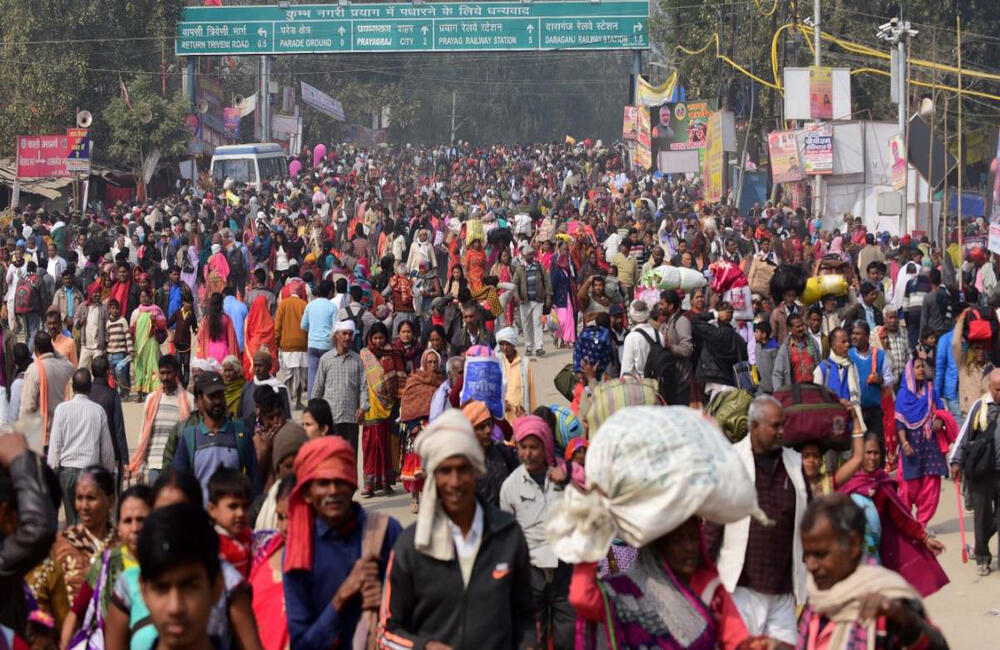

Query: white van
[210,143,287,191]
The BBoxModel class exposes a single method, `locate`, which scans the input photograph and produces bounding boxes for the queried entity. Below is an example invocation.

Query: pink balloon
[313,144,327,168]
[288,159,302,177]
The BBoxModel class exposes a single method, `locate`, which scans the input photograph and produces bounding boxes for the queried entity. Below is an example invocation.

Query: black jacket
[691,313,747,386]
[89,379,128,465]
[1,452,58,632]
[380,500,535,650]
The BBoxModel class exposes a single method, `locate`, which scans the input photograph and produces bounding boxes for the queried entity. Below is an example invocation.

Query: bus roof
[211,143,285,156]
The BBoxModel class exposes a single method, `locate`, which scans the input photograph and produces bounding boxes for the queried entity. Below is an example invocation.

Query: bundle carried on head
[546,406,765,563]
[768,263,808,301]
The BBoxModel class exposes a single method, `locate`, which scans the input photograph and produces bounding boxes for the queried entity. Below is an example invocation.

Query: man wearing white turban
[379,409,535,650]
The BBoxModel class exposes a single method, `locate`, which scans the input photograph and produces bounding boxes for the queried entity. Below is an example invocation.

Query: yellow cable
[677,33,783,91]
[852,67,1000,103]
[753,0,779,18]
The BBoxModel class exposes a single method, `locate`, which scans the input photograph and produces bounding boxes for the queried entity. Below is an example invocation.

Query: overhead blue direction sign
[176,1,650,55]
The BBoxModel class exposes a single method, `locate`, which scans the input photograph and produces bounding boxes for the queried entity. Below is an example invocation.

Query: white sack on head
[547,406,762,564]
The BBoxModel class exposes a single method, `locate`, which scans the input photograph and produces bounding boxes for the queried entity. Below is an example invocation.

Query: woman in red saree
[250,474,294,650]
[839,432,949,597]
[360,322,405,498]
[243,294,277,379]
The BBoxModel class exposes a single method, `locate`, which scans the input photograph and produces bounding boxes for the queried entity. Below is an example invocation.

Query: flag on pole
[119,76,132,110]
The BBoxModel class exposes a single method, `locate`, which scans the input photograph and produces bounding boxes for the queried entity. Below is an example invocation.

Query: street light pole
[812,0,822,223]
[877,17,918,235]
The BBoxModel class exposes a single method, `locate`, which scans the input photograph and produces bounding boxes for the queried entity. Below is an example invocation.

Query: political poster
[655,100,713,152]
[223,107,240,139]
[622,105,638,140]
[768,130,803,184]
[65,128,91,173]
[802,124,833,175]
[809,66,833,120]
[889,133,906,191]
[703,111,724,202]
[16,134,69,178]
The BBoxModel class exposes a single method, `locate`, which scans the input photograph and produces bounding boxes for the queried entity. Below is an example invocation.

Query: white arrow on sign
[421,25,428,35]
[526,24,534,32]
[338,26,346,36]
[258,27,267,37]
[633,22,643,33]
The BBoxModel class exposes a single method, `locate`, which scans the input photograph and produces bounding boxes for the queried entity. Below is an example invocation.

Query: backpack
[182,419,252,476]
[181,249,195,274]
[14,274,39,315]
[227,245,247,281]
[635,328,677,403]
[343,304,365,352]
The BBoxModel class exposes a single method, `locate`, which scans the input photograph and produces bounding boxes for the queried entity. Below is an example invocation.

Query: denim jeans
[306,347,329,399]
[945,397,963,423]
[108,352,130,392]
[18,313,40,353]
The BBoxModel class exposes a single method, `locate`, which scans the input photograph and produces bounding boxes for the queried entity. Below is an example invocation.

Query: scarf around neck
[828,352,861,404]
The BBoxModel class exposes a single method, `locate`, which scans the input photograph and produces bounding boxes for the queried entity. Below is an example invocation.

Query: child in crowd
[105,298,134,400]
[207,468,252,578]
[168,293,198,387]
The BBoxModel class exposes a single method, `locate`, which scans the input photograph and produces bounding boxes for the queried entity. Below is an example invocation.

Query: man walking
[19,332,75,446]
[379,409,535,649]
[46,368,115,524]
[170,370,259,502]
[75,286,107,370]
[950,369,1000,576]
[302,280,339,397]
[284,436,402,649]
[88,356,129,487]
[705,395,806,645]
[275,281,308,409]
[129,355,193,485]
[513,244,551,357]
[312,320,368,451]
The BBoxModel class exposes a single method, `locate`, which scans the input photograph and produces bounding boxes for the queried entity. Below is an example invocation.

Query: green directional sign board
[176,1,649,55]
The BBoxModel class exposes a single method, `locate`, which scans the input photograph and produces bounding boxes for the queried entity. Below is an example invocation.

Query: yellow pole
[957,16,963,288]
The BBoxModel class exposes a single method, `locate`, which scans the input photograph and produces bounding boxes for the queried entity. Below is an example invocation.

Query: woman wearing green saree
[129,288,166,402]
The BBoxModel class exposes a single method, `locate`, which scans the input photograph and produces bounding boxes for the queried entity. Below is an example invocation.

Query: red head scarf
[284,437,358,572]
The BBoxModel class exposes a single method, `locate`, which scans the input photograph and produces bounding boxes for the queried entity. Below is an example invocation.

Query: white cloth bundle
[547,406,764,563]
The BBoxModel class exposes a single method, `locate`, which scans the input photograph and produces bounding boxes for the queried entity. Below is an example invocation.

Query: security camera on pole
[877,17,918,235]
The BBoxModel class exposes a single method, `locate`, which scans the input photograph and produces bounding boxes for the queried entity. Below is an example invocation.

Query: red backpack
[14,275,37,315]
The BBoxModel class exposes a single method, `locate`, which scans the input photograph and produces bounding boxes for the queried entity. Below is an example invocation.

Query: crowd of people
[2,136,993,649]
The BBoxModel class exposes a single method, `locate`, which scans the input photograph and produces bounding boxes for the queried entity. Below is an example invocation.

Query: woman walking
[892,358,949,527]
[197,292,239,365]
[360,322,405,497]
[550,247,577,348]
[129,288,165,402]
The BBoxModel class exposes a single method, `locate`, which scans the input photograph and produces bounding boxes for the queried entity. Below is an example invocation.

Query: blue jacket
[848,348,884,408]
[934,331,959,401]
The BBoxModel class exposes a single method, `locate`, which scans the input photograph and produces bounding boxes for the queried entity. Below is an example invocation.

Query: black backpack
[343,304,365,352]
[635,328,677,403]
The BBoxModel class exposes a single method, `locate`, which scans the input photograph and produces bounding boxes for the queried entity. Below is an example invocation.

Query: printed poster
[889,133,906,191]
[635,71,678,107]
[989,223,1000,256]
[768,130,803,184]
[703,111,724,202]
[223,107,241,139]
[809,66,833,119]
[622,105,638,140]
[633,105,652,170]
[802,124,833,175]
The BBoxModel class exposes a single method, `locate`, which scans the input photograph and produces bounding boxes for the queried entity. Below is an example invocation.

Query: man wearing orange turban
[282,436,402,649]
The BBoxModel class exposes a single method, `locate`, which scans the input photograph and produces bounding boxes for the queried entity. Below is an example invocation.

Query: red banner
[16,134,69,178]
